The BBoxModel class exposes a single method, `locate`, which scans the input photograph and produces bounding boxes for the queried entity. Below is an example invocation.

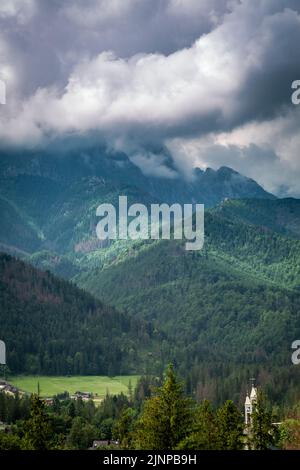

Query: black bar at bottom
[0,450,300,467]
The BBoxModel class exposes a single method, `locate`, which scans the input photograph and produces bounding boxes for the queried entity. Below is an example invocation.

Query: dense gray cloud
[0,0,230,94]
[0,0,300,195]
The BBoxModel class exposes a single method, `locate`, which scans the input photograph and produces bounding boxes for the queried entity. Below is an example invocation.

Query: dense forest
[0,253,160,376]
[1,366,299,451]
[76,210,300,406]
[2,210,300,406]
[2,149,300,407]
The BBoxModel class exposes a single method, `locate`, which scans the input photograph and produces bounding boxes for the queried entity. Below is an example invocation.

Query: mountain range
[0,146,273,265]
[1,146,300,406]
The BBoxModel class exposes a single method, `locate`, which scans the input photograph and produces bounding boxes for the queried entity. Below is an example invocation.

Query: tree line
[1,365,290,450]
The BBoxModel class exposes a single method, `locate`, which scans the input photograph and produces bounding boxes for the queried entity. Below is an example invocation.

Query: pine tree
[23,395,52,450]
[128,379,133,405]
[251,392,277,450]
[216,400,244,450]
[68,401,76,419]
[134,364,193,450]
[113,407,136,449]
[177,400,220,450]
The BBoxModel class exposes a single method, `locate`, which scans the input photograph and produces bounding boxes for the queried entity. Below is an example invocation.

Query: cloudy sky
[0,0,300,196]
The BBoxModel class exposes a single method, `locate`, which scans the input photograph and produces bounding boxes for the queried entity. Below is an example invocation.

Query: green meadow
[9,375,139,399]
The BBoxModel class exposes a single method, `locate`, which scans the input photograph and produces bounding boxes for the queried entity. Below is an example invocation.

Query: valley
[1,149,300,407]
[8,375,139,400]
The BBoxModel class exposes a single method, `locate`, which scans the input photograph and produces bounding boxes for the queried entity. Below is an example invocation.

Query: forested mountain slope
[212,198,300,240]
[0,253,160,376]
[75,210,300,405]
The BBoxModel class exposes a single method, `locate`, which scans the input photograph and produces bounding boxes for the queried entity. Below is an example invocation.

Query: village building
[90,439,119,450]
[70,391,93,401]
[0,381,20,396]
[245,383,257,426]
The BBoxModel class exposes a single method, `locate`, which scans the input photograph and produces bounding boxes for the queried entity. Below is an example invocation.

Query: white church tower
[0,340,5,365]
[245,381,257,426]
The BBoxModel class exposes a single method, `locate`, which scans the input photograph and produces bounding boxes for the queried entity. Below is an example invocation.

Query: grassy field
[9,375,139,400]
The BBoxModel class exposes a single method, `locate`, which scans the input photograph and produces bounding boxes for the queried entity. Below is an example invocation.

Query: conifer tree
[177,400,220,450]
[113,407,136,449]
[23,395,52,450]
[251,392,277,450]
[216,400,244,450]
[134,364,193,450]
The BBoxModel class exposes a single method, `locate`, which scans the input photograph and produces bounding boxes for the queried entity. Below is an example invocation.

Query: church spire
[245,379,257,425]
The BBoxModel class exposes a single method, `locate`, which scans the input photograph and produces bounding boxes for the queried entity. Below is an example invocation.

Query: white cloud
[167,106,300,197]
[167,0,229,19]
[62,0,139,27]
[1,2,297,134]
[0,0,36,24]
[130,151,178,179]
[0,0,300,193]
